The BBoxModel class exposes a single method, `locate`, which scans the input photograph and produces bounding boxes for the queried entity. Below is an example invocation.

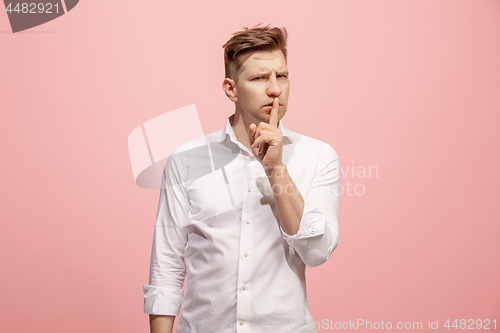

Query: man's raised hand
[249,97,284,173]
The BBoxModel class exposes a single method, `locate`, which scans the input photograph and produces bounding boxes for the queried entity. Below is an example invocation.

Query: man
[144,25,340,333]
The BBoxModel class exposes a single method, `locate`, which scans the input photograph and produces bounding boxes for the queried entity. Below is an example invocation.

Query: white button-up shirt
[143,116,340,333]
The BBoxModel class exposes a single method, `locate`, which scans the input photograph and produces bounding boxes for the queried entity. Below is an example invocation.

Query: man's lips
[263,102,282,107]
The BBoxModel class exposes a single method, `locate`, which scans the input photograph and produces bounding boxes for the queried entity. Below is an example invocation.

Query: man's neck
[229,113,252,152]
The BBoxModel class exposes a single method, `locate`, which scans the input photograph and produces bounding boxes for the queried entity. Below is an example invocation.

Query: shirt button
[250,156,256,161]
[247,186,252,192]
[239,320,244,325]
[244,252,248,257]
[242,285,247,290]
[246,219,250,224]
[311,229,315,234]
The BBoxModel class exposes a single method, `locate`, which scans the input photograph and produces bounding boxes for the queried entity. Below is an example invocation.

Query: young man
[144,26,340,333]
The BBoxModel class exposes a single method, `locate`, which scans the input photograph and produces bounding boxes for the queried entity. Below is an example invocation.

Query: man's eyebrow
[251,71,270,76]
[251,70,288,76]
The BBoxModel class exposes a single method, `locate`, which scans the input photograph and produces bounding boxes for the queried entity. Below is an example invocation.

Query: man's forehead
[239,50,287,73]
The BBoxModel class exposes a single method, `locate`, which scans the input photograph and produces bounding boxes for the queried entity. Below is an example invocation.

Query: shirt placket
[235,153,256,333]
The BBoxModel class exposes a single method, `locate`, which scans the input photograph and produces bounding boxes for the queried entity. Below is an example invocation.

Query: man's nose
[267,76,282,97]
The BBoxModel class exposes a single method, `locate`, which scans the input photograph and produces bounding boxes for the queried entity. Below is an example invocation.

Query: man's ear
[222,77,238,103]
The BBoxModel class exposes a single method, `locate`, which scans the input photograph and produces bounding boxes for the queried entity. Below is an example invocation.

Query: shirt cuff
[280,202,326,255]
[143,284,183,316]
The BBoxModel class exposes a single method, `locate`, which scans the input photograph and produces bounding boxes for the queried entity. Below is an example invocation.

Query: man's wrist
[266,163,286,178]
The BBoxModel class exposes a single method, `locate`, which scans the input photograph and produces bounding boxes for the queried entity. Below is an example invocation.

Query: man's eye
[252,77,263,80]
[278,75,288,78]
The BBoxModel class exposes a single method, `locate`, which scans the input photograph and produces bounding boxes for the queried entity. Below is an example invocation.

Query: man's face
[232,49,290,125]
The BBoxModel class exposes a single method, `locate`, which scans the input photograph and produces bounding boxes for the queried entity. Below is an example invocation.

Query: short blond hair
[223,24,288,79]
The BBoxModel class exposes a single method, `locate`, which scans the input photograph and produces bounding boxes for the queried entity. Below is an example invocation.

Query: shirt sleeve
[280,144,340,267]
[143,152,190,316]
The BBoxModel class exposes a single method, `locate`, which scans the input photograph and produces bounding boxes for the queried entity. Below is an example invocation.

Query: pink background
[1,0,499,332]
